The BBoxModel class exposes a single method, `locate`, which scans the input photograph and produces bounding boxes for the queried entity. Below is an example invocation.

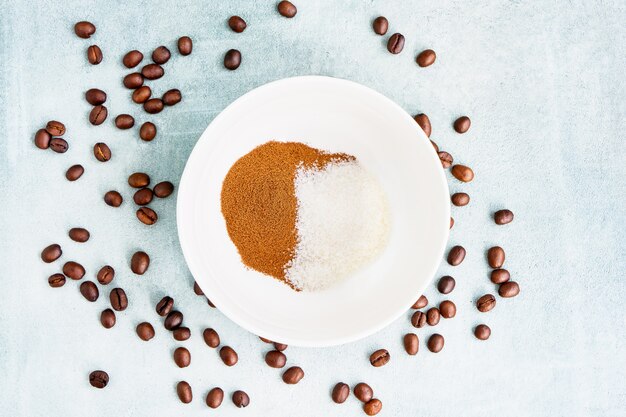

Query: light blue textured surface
[1,1,625,416]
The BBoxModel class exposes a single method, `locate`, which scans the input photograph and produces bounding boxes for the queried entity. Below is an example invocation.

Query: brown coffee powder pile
[220,141,354,286]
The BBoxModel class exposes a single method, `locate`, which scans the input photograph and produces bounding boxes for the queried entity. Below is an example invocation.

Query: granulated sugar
[285,160,391,291]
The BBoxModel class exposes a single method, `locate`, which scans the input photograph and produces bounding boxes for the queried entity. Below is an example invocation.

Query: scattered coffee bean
[207,298,216,308]
[143,98,164,114]
[178,36,193,55]
[153,181,174,198]
[491,268,510,284]
[89,105,108,125]
[87,45,103,65]
[100,308,116,328]
[477,294,496,312]
[152,46,171,65]
[278,1,297,17]
[110,288,128,311]
[136,322,155,341]
[41,243,62,263]
[224,49,241,70]
[63,261,85,280]
[85,88,107,105]
[369,349,390,367]
[411,310,426,328]
[450,217,454,229]
[123,72,144,89]
[364,399,383,416]
[474,324,491,340]
[438,151,453,169]
[431,140,438,151]
[104,191,123,207]
[174,347,191,368]
[403,333,419,355]
[193,281,203,295]
[132,86,151,104]
[413,113,431,137]
[451,192,470,206]
[34,129,51,149]
[353,383,373,402]
[45,120,66,136]
[219,346,238,366]
[265,350,287,368]
[282,366,304,384]
[487,246,505,268]
[437,276,455,294]
[494,209,514,225]
[74,21,96,39]
[133,188,153,205]
[447,245,466,266]
[156,296,174,317]
[93,142,111,162]
[206,387,224,408]
[162,89,182,106]
[139,122,157,141]
[228,16,247,33]
[372,16,388,35]
[164,310,183,330]
[49,138,69,153]
[48,273,66,288]
[232,390,250,408]
[69,227,90,243]
[273,342,288,351]
[426,307,440,326]
[141,64,164,80]
[65,164,84,181]
[332,382,350,404]
[439,300,456,318]
[97,265,115,285]
[427,334,444,353]
[416,49,436,67]
[203,328,220,348]
[499,281,520,298]
[176,381,192,404]
[411,294,428,309]
[130,251,150,275]
[89,370,109,389]
[453,116,471,133]
[80,281,99,301]
[136,207,158,225]
[115,114,134,129]
[387,33,405,54]
[173,327,191,341]
[451,164,475,182]
[123,50,143,68]
[128,172,150,188]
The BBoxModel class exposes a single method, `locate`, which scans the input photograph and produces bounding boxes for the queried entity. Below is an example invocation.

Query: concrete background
[1,0,625,416]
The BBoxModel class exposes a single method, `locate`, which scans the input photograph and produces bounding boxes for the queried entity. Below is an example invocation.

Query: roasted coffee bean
[372,16,388,35]
[133,188,153,205]
[115,114,134,129]
[450,217,454,229]
[80,281,99,302]
[413,113,431,137]
[110,288,128,311]
[453,116,471,133]
[136,322,155,341]
[427,334,444,353]
[100,308,116,328]
[104,191,122,207]
[123,50,143,68]
[143,98,164,114]
[173,327,191,341]
[439,300,456,318]
[128,172,150,188]
[203,328,220,347]
[411,294,428,309]
[89,105,108,125]
[494,209,514,225]
[74,21,96,39]
[416,49,436,67]
[207,298,216,308]
[46,120,66,136]
[278,1,297,17]
[176,381,192,404]
[48,273,66,288]
[411,310,426,328]
[164,311,183,330]
[65,164,84,181]
[282,366,304,384]
[97,265,115,285]
[353,383,373,402]
[364,399,383,416]
[426,307,440,326]
[132,86,151,103]
[451,192,470,206]
[477,294,496,312]
[431,140,439,152]
[163,89,182,106]
[174,347,191,368]
[228,16,247,33]
[93,142,111,162]
[153,181,174,198]
[438,151,453,169]
[451,164,475,182]
[49,138,69,153]
[89,370,109,389]
[34,129,51,149]
[265,350,287,368]
[141,64,164,80]
[487,246,505,268]
[219,346,238,366]
[193,281,203,295]
[156,296,174,317]
[474,324,491,340]
[152,46,171,65]
[224,49,241,70]
[123,72,144,89]
[499,281,520,298]
[437,276,455,294]
[41,243,62,263]
[369,349,390,367]
[403,333,419,355]
[491,268,510,284]
[63,261,85,280]
[206,387,224,408]
[69,227,90,243]
[387,33,405,54]
[136,207,158,225]
[273,342,288,351]
[85,88,107,105]
[130,251,150,275]
[447,245,466,266]
[87,45,103,65]
[178,36,193,55]
[139,122,157,141]
[332,382,350,403]
[232,390,250,408]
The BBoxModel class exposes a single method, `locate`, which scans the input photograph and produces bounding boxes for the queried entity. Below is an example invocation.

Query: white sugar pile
[285,160,391,291]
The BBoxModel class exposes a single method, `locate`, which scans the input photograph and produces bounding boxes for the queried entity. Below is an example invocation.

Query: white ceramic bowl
[177,76,449,347]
